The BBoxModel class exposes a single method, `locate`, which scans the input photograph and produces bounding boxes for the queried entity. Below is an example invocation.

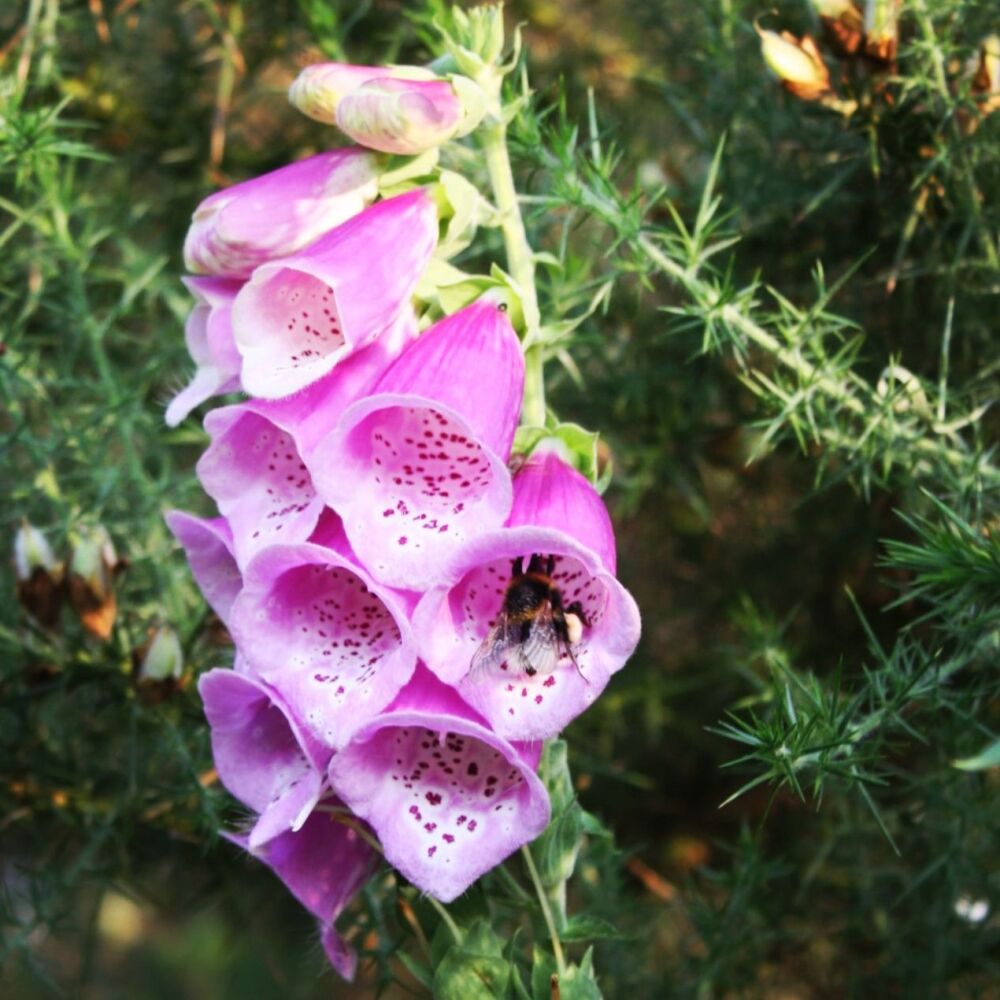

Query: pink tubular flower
[229,531,418,753]
[164,511,241,627]
[226,803,377,981]
[195,311,416,570]
[328,665,549,903]
[412,448,641,742]
[309,298,524,591]
[199,669,330,850]
[165,277,242,427]
[231,189,437,399]
[183,148,378,279]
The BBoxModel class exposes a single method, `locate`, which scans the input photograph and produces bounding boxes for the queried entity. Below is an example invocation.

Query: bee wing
[468,616,521,680]
[515,607,562,677]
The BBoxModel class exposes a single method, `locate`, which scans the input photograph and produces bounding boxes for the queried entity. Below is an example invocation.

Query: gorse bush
[1,1,997,997]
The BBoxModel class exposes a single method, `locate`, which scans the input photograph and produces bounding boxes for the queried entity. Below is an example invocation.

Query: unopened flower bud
[289,63,436,125]
[289,62,487,155]
[864,0,900,63]
[67,525,121,641]
[14,521,64,628]
[136,626,183,684]
[758,27,831,101]
[813,0,864,55]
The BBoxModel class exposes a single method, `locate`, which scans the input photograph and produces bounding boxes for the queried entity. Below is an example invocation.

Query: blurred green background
[2,1,998,996]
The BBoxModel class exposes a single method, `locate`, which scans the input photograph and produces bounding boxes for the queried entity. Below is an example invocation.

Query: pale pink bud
[289,62,435,125]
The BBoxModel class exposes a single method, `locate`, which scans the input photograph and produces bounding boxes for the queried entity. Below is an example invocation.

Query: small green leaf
[953,738,1000,771]
[559,914,627,942]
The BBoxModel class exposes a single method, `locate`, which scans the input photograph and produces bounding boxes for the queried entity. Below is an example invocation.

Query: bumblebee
[469,554,589,680]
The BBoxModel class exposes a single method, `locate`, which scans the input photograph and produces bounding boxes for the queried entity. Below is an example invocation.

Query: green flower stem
[426,894,464,947]
[521,843,567,978]
[480,116,546,428]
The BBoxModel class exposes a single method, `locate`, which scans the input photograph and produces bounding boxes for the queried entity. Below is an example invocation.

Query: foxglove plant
[168,3,640,991]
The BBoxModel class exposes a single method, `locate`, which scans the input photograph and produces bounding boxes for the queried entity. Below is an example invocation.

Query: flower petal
[309,300,523,589]
[165,277,242,427]
[226,803,378,981]
[412,526,641,741]
[230,540,418,752]
[336,77,463,155]
[232,190,437,398]
[183,149,379,278]
[509,447,617,572]
[328,665,549,902]
[198,669,328,849]
[289,62,436,125]
[164,511,241,626]
[196,407,324,571]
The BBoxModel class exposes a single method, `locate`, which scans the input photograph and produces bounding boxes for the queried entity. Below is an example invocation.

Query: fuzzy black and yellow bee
[468,554,590,680]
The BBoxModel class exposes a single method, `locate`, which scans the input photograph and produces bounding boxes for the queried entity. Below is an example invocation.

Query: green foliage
[2,0,999,997]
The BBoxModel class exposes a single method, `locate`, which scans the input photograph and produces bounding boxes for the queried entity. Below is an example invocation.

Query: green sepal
[434,169,498,260]
[512,422,612,493]
[375,148,440,195]
[535,798,584,891]
[433,919,511,1000]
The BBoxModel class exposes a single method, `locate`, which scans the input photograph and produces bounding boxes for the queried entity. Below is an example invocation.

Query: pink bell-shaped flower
[183,148,378,279]
[309,298,524,590]
[413,448,641,741]
[328,665,549,903]
[229,521,419,753]
[231,189,437,398]
[165,276,242,427]
[336,77,468,155]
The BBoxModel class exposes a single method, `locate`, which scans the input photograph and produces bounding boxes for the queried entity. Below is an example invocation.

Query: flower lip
[197,406,324,572]
[230,540,418,753]
[327,666,549,903]
[311,391,514,590]
[164,511,241,627]
[412,524,641,742]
